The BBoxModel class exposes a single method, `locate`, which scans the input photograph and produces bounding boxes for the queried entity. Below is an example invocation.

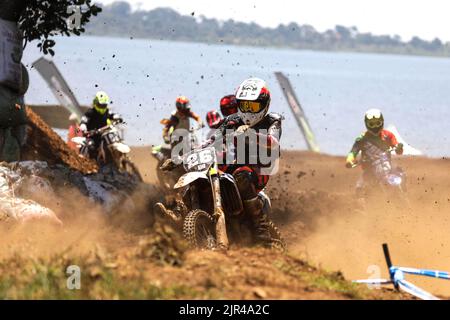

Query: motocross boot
[160,158,177,172]
[154,202,183,226]
[243,196,274,248]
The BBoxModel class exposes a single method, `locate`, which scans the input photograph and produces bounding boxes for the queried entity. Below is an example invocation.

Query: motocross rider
[158,79,281,248]
[219,94,238,117]
[67,113,82,151]
[206,110,223,130]
[79,91,123,159]
[205,95,238,138]
[162,96,204,144]
[345,109,404,192]
[212,78,282,248]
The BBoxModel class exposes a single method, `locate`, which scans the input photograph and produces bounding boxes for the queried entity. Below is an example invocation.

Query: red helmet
[220,95,238,117]
[206,110,222,129]
[176,96,191,112]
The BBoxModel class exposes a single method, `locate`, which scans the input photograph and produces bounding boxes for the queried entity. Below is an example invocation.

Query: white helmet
[235,78,271,127]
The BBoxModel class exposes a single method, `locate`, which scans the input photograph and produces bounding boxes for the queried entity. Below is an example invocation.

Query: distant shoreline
[79,34,450,61]
[84,5,450,59]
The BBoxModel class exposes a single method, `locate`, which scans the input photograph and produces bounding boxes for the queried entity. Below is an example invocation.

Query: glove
[198,120,205,129]
[345,153,357,169]
[163,133,171,144]
[396,143,404,155]
[235,125,250,135]
[112,114,123,123]
[79,123,87,133]
[160,159,177,172]
[345,160,357,169]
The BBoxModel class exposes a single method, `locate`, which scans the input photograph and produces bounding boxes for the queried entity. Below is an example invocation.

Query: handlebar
[85,119,125,137]
[189,124,204,133]
[347,144,403,169]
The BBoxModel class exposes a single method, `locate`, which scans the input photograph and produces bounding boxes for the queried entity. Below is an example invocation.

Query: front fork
[210,164,229,250]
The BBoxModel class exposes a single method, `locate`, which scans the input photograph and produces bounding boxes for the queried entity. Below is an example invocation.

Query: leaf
[19,0,102,55]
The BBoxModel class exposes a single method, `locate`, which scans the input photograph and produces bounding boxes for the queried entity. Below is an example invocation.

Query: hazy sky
[97,0,450,42]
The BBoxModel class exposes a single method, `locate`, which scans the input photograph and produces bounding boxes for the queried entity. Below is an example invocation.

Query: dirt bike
[152,126,201,192]
[350,146,409,206]
[159,142,285,250]
[72,120,143,182]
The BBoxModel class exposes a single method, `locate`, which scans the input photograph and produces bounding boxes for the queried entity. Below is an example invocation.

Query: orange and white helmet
[235,78,271,127]
[175,96,191,113]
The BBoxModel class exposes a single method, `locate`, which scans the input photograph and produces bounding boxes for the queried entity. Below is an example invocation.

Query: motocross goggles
[366,118,383,129]
[176,99,191,112]
[95,102,108,109]
[94,103,108,115]
[238,100,265,113]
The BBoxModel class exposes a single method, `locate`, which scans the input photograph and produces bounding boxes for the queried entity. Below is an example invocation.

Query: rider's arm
[79,114,90,133]
[346,135,363,167]
[108,112,123,122]
[254,120,281,150]
[189,111,204,127]
[200,115,240,148]
[163,115,179,141]
[384,130,403,155]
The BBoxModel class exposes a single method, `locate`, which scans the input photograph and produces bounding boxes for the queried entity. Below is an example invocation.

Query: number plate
[183,148,216,172]
[103,132,121,145]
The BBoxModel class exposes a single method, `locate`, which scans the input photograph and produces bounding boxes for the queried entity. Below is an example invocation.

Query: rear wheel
[183,210,216,249]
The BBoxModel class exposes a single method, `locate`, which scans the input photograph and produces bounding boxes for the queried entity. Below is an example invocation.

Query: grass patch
[0,256,213,299]
[273,258,372,299]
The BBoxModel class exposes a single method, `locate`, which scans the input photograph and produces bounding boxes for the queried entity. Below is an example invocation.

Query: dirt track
[0,140,448,299]
[131,148,450,297]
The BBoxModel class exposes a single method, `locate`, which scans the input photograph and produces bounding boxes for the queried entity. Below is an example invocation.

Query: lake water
[22,36,450,157]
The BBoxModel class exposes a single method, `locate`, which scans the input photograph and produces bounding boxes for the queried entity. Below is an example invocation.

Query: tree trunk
[0,0,27,22]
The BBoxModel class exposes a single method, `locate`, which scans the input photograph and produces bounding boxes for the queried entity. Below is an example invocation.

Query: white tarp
[386,125,423,156]
[0,165,61,224]
[0,18,22,91]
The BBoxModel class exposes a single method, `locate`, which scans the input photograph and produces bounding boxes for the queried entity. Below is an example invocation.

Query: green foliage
[137,222,189,267]
[19,0,102,55]
[0,257,204,299]
[274,259,370,300]
[86,2,450,57]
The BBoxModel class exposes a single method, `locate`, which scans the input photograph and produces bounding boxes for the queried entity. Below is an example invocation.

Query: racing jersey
[166,110,200,132]
[212,112,282,190]
[347,129,401,170]
[80,108,117,132]
[80,108,119,148]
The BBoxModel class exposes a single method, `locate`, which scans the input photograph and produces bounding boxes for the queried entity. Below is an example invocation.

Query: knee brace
[233,169,258,200]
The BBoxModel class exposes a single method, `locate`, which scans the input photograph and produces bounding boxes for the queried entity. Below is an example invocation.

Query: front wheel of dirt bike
[121,158,143,182]
[183,210,216,249]
[394,187,411,210]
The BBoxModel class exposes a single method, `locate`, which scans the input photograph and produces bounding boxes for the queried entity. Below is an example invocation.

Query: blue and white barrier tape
[394,267,450,281]
[355,266,449,300]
